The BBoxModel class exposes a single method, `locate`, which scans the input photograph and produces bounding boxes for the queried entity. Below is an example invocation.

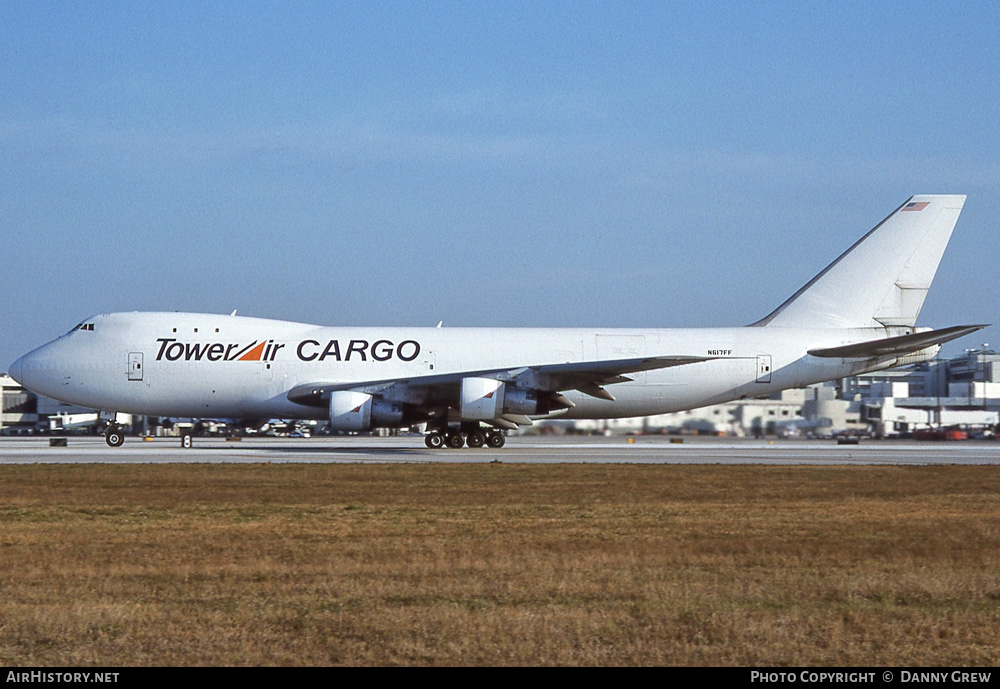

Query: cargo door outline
[128,352,144,381]
[756,355,772,384]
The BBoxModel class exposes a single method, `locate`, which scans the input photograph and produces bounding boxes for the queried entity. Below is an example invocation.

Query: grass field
[1,463,998,666]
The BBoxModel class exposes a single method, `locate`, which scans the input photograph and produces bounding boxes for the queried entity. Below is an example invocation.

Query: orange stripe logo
[238,341,267,361]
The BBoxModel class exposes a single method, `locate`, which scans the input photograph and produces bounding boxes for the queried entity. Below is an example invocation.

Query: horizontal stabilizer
[808,324,987,359]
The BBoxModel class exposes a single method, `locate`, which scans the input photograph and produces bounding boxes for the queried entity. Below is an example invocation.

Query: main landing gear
[424,423,506,449]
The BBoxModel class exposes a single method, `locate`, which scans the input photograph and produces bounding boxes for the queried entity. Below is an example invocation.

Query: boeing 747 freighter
[9,195,985,449]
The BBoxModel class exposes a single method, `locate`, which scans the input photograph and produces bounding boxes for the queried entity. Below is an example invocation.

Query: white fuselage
[10,312,920,422]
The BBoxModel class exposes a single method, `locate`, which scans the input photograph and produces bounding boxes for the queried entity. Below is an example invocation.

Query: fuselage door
[756,355,772,384]
[128,352,144,381]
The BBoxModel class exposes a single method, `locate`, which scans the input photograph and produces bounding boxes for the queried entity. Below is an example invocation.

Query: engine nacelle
[329,391,372,432]
[328,391,407,432]
[459,378,548,420]
[460,377,505,420]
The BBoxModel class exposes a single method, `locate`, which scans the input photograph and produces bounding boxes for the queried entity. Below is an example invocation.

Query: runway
[1,434,999,465]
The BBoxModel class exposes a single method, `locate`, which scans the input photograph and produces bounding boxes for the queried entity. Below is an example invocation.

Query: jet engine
[459,377,550,420]
[328,390,406,432]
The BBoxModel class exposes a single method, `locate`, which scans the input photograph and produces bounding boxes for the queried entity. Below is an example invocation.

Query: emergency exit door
[128,352,144,381]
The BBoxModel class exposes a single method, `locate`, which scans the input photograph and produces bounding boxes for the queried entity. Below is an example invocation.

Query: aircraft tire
[446,432,465,449]
[486,431,505,448]
[424,432,444,449]
[466,430,486,448]
[105,428,125,448]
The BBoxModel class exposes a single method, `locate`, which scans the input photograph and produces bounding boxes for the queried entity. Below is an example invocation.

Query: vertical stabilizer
[753,195,966,329]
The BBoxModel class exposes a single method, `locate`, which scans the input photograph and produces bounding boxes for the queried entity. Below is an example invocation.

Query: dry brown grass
[0,463,998,666]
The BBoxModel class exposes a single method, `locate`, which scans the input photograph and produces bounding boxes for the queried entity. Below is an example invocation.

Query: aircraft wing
[286,354,713,408]
[808,324,988,358]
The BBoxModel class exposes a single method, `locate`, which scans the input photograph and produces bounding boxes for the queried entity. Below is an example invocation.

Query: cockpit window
[70,322,95,333]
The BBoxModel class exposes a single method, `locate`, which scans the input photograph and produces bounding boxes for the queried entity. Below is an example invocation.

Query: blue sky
[3,1,999,369]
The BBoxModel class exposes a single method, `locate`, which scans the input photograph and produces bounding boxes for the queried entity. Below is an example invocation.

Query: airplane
[8,194,987,450]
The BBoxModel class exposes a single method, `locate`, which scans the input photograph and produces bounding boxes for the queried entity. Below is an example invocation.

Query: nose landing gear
[104,425,125,448]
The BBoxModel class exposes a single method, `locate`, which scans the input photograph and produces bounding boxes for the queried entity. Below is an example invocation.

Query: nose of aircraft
[8,354,25,386]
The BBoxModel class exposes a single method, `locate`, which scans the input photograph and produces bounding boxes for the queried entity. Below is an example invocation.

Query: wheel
[446,432,465,449]
[105,428,125,448]
[486,431,506,448]
[181,434,193,449]
[424,432,444,449]
[466,430,486,448]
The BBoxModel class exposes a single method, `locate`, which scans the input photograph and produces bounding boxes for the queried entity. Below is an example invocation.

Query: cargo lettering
[295,339,420,362]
